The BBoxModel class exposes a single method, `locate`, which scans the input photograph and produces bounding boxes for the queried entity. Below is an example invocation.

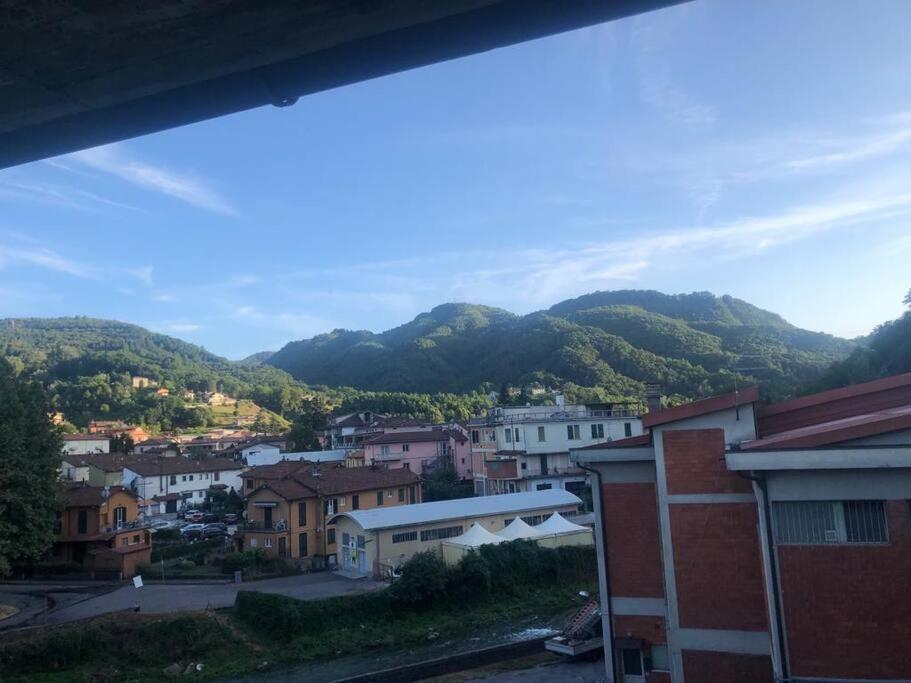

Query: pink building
[363,429,472,478]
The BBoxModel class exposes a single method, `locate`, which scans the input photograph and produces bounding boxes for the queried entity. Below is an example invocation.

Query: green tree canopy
[0,359,62,576]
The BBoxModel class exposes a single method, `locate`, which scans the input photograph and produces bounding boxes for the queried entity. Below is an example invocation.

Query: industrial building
[330,488,583,577]
[573,372,911,683]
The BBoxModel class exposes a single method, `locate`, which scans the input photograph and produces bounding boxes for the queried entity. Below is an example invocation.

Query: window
[591,423,604,439]
[182,475,187,482]
[521,515,543,525]
[299,533,308,557]
[189,475,194,481]
[403,443,410,452]
[398,488,405,502]
[420,526,463,542]
[403,462,410,471]
[77,509,87,534]
[773,500,888,545]
[325,498,338,515]
[327,528,336,545]
[624,422,633,438]
[298,502,307,527]
[387,489,394,498]
[567,424,581,440]
[214,471,220,482]
[393,530,418,543]
[381,445,390,455]
[536,483,553,491]
[521,462,527,470]
[376,491,384,506]
[505,429,513,443]
[170,475,177,485]
[471,429,480,444]
[132,534,140,544]
[537,426,546,442]
[650,644,670,671]
[246,479,253,490]
[353,494,360,510]
[265,538,273,548]
[514,427,520,442]
[250,537,258,548]
[122,537,129,547]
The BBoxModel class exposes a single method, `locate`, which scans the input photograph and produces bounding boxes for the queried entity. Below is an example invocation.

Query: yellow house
[54,483,152,578]
[239,463,421,570]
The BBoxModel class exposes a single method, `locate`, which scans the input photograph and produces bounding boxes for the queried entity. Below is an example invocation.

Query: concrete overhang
[571,446,655,463]
[725,446,911,472]
[0,0,688,169]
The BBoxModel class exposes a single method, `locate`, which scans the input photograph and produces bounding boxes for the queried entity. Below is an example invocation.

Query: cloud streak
[0,244,95,279]
[67,144,236,215]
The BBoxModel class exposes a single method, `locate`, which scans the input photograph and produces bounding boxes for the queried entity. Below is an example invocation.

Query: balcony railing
[485,407,640,425]
[238,520,290,532]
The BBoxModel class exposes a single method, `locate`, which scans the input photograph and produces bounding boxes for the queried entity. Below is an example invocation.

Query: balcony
[373,452,402,462]
[486,407,640,425]
[239,520,290,532]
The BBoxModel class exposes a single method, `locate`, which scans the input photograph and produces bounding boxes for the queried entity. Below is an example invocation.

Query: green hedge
[150,537,224,563]
[236,541,596,642]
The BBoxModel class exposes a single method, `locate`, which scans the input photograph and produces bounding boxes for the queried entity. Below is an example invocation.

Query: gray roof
[332,488,581,532]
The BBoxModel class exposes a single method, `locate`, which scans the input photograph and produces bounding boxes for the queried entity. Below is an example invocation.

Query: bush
[388,550,447,605]
[150,537,223,563]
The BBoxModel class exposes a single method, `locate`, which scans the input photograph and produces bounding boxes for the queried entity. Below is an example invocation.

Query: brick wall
[777,499,911,679]
[602,482,664,598]
[614,615,669,683]
[670,503,768,631]
[681,650,773,683]
[663,429,752,495]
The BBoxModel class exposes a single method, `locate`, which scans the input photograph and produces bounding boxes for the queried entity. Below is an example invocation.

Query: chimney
[645,384,662,415]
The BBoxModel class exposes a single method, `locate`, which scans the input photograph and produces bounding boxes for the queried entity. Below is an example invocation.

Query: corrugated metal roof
[332,488,581,531]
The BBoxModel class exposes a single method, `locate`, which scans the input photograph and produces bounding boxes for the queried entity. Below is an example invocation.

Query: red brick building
[573,373,911,682]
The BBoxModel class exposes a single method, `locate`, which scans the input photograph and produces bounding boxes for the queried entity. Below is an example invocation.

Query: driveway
[1,574,382,628]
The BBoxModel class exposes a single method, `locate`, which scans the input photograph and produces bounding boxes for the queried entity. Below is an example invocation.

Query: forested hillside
[0,318,495,430]
[814,295,911,390]
[267,291,855,401]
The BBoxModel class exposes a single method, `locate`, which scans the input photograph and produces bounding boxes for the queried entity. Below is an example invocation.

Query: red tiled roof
[126,456,241,476]
[642,387,760,428]
[364,429,467,445]
[742,404,911,450]
[240,460,312,481]
[65,452,143,472]
[759,372,911,417]
[247,463,420,500]
[63,433,109,441]
[574,433,652,450]
[62,483,136,507]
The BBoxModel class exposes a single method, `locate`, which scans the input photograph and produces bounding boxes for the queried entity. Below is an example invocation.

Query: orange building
[239,462,420,570]
[54,483,151,579]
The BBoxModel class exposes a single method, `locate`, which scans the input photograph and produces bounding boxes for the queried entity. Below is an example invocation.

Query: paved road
[0,574,382,627]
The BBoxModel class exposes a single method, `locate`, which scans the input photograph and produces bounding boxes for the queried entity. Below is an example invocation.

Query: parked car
[180,523,206,540]
[202,513,219,523]
[187,512,205,523]
[222,514,238,524]
[202,526,227,539]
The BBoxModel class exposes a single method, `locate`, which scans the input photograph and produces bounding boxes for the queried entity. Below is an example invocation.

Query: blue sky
[2,0,911,359]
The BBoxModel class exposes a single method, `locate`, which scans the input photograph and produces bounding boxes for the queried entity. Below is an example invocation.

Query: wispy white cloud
[125,266,154,286]
[153,293,176,303]
[0,244,95,278]
[785,125,911,170]
[66,144,236,215]
[0,178,139,212]
[164,323,203,333]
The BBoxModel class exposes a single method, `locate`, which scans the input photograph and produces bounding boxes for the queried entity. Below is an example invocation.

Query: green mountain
[814,305,911,390]
[267,291,856,401]
[0,318,302,430]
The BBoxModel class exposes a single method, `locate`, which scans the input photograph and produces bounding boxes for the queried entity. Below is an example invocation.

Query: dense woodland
[5,289,907,437]
[267,290,856,402]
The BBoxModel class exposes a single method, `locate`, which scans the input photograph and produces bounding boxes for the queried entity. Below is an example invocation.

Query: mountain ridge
[265,289,855,400]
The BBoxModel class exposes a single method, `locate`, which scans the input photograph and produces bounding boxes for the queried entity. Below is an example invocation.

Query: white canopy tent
[496,517,549,541]
[441,522,506,564]
[533,513,594,548]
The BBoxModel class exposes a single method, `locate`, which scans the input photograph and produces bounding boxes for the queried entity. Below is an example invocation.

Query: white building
[62,434,110,456]
[123,457,244,515]
[469,397,643,497]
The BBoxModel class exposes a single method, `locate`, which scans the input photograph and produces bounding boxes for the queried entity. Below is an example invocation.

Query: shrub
[388,550,447,605]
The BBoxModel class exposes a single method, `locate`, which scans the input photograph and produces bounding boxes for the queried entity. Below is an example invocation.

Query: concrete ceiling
[0,0,686,170]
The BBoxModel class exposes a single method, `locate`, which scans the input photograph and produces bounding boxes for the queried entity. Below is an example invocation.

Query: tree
[0,359,62,576]
[109,433,135,453]
[389,550,448,603]
[497,383,510,406]
[287,420,320,452]
[421,467,474,502]
[251,410,268,434]
[904,288,911,307]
